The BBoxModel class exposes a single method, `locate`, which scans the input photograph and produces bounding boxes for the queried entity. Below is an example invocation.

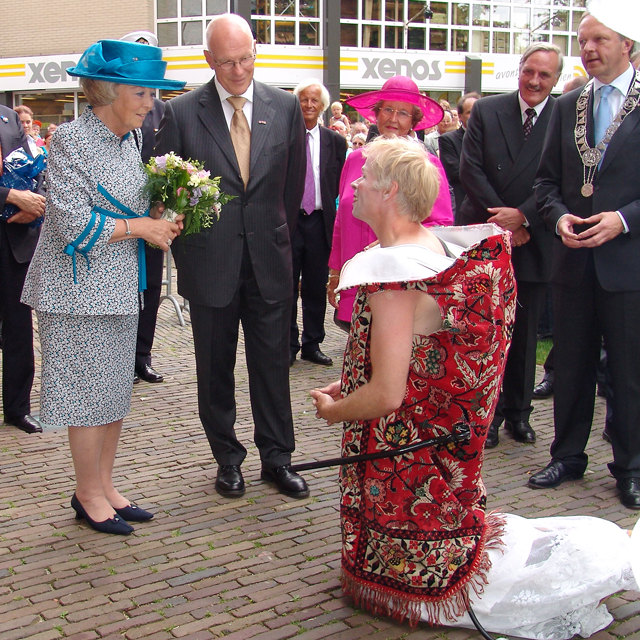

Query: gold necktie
[227,96,250,189]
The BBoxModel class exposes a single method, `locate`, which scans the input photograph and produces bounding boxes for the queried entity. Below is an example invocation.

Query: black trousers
[494,280,546,424]
[190,244,295,468]
[135,245,164,368]
[0,223,34,418]
[290,209,330,355]
[551,253,640,479]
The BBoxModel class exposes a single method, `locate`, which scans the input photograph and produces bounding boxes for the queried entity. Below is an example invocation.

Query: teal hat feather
[67,40,185,91]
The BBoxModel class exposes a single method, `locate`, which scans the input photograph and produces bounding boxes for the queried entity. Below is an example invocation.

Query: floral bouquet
[143,152,235,237]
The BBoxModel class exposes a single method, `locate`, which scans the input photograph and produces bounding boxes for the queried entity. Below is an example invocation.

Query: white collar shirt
[215,76,254,132]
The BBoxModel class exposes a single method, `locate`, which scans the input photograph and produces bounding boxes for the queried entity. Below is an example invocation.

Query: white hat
[120,30,158,48]
[586,0,640,43]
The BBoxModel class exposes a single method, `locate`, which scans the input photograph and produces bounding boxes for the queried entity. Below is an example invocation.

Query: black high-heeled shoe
[71,494,134,535]
[115,503,154,522]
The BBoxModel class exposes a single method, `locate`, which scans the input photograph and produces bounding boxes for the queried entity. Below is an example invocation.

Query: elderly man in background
[459,42,562,448]
[531,0,640,509]
[289,79,346,367]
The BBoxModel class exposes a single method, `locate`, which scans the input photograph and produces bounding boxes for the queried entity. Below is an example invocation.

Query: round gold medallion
[581,183,594,197]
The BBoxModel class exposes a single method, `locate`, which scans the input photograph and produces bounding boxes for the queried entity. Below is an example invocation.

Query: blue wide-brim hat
[67,40,186,91]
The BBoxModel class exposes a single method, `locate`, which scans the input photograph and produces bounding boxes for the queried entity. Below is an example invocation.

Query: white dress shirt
[306,124,322,210]
[215,76,254,132]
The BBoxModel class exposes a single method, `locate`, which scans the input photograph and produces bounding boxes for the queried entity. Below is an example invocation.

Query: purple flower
[155,155,168,169]
[189,187,202,206]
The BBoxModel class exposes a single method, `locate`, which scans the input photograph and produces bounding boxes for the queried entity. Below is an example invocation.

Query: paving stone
[2,292,638,640]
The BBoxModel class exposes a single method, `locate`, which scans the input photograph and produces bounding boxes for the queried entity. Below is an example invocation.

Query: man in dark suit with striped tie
[156,13,308,499]
[459,42,561,449]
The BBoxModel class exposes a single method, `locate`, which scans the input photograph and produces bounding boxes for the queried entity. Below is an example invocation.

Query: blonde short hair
[80,78,119,107]
[363,137,440,223]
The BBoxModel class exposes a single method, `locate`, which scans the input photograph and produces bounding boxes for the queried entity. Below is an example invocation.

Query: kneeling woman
[311,137,636,639]
[22,40,186,535]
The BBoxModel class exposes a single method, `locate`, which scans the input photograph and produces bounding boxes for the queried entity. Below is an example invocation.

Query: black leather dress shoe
[215,465,245,498]
[289,352,296,368]
[505,420,536,443]
[133,372,140,384]
[5,414,42,434]
[485,423,499,449]
[617,478,640,510]
[528,460,584,489]
[532,378,554,399]
[135,364,164,383]
[301,350,333,366]
[261,464,310,498]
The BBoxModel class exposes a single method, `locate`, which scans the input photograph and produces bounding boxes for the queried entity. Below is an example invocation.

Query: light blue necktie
[594,84,615,145]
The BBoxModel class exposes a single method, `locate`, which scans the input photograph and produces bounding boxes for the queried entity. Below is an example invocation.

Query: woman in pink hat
[327,76,454,330]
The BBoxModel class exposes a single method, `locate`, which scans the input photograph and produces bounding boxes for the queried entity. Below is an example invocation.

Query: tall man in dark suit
[459,42,562,448]
[156,13,309,498]
[0,104,45,433]
[531,7,640,509]
[290,79,347,368]
[438,92,480,219]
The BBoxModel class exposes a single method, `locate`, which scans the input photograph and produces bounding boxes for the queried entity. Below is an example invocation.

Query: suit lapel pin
[258,120,266,125]
[1,116,8,123]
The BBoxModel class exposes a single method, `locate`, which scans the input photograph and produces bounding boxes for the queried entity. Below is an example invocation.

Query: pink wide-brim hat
[346,76,443,131]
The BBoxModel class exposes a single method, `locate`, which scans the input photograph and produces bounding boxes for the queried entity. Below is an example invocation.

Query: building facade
[1,0,590,126]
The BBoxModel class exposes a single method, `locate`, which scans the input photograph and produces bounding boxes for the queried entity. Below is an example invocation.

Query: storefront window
[182,20,203,45]
[158,22,179,46]
[472,4,490,27]
[275,0,295,16]
[361,0,381,21]
[407,0,428,23]
[429,28,447,51]
[513,31,530,54]
[385,26,403,48]
[300,21,319,45]
[182,0,201,17]
[431,2,448,25]
[552,34,568,55]
[362,24,380,47]
[407,26,426,49]
[206,0,226,13]
[471,30,489,52]
[341,23,358,46]
[513,7,530,29]
[300,0,319,18]
[158,0,178,19]
[452,3,469,26]
[18,93,78,125]
[385,0,401,22]
[341,0,358,19]
[275,20,295,44]
[453,29,469,51]
[253,0,270,16]
[493,31,510,53]
[253,18,271,43]
[493,6,510,28]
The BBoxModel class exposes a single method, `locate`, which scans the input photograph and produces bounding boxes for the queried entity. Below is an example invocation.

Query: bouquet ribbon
[64,184,149,291]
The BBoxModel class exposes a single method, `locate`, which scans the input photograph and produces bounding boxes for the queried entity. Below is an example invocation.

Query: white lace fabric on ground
[425,514,637,639]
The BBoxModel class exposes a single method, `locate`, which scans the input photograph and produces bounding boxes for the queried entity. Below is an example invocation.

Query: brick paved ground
[1,270,639,640]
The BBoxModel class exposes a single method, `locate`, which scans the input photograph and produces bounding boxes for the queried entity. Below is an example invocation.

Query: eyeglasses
[214,54,256,71]
[352,141,364,147]
[380,106,412,120]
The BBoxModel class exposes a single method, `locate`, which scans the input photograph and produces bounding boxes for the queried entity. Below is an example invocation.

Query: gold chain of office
[574,71,640,197]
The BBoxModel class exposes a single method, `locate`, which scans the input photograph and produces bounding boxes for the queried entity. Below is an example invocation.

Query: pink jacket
[328,147,454,322]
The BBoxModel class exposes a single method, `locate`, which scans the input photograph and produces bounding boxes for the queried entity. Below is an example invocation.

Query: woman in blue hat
[21,40,186,535]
